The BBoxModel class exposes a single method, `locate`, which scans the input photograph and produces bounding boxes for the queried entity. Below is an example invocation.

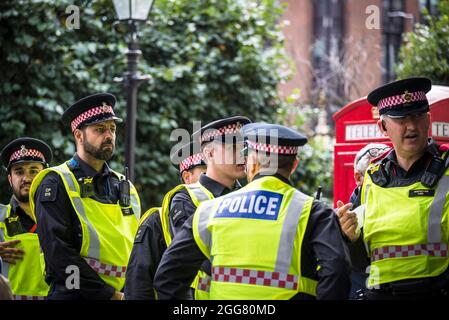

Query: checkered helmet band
[179,153,203,172]
[378,91,427,112]
[201,123,243,143]
[9,148,45,163]
[71,105,115,132]
[246,140,298,155]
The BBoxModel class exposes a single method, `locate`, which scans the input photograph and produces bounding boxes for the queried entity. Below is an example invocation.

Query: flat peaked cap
[242,123,308,155]
[1,137,52,170]
[62,93,122,132]
[170,141,206,173]
[193,116,252,145]
[367,77,431,117]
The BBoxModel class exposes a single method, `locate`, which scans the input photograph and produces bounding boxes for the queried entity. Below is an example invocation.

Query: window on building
[312,0,345,96]
[419,0,439,17]
[382,0,405,83]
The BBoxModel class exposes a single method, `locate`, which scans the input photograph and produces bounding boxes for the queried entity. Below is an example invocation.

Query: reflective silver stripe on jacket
[53,165,101,259]
[0,204,7,242]
[428,174,449,243]
[196,200,216,253]
[130,192,141,220]
[188,183,211,202]
[0,205,9,277]
[274,190,309,274]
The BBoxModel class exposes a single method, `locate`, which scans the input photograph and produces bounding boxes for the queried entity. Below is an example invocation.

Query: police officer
[124,141,206,300]
[155,116,251,299]
[0,138,52,300]
[30,93,141,300]
[154,123,350,299]
[338,77,449,299]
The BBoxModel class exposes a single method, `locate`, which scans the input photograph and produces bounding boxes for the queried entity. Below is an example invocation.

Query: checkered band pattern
[180,153,203,172]
[71,105,115,132]
[85,257,126,278]
[378,91,427,112]
[197,274,211,292]
[246,140,298,155]
[9,148,45,163]
[201,123,242,143]
[372,243,448,262]
[13,295,46,300]
[212,266,298,290]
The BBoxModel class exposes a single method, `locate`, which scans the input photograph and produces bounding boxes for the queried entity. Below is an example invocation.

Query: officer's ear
[289,158,299,175]
[7,173,12,188]
[181,170,191,184]
[377,119,388,136]
[202,142,214,164]
[73,128,84,145]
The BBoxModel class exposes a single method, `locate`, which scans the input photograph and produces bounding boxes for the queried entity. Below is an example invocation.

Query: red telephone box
[332,85,449,207]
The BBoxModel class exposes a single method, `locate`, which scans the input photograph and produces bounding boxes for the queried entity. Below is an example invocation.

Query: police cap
[242,123,308,155]
[367,77,431,118]
[193,116,252,145]
[1,137,52,170]
[170,141,206,173]
[61,93,122,132]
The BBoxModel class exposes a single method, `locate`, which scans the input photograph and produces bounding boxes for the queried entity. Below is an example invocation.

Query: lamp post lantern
[113,0,154,182]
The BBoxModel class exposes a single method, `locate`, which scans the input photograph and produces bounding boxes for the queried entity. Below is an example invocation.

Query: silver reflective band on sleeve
[53,166,101,259]
[428,175,449,243]
[274,191,308,274]
[2,260,9,278]
[197,202,214,253]
[363,183,371,205]
[130,193,141,220]
[0,205,7,243]
[189,184,210,202]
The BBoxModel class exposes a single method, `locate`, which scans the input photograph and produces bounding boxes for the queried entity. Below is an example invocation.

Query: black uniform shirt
[124,174,239,300]
[169,174,241,237]
[34,153,121,300]
[381,140,440,187]
[154,173,351,300]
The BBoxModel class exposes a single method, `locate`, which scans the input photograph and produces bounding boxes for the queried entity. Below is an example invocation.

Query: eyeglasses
[355,147,389,166]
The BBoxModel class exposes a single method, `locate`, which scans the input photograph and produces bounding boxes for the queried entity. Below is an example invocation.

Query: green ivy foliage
[396,0,449,85]
[0,0,294,209]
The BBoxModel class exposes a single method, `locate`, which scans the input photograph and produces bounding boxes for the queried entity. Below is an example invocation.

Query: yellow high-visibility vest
[160,182,214,300]
[193,176,317,299]
[29,163,141,292]
[361,159,449,288]
[0,204,49,300]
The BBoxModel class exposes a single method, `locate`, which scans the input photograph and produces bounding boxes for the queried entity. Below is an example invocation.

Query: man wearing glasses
[338,77,449,299]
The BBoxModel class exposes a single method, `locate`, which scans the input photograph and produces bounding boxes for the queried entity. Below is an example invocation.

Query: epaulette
[367,151,391,187]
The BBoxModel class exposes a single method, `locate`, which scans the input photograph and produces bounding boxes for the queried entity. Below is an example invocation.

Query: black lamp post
[113,0,154,182]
